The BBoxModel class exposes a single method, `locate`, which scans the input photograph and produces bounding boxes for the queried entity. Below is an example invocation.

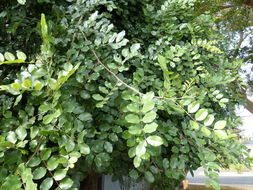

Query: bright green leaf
[214,120,226,130]
[17,0,26,5]
[188,101,200,113]
[195,109,208,121]
[189,120,199,130]
[204,115,215,126]
[0,53,4,62]
[7,131,17,144]
[142,111,156,123]
[47,157,58,171]
[135,141,146,157]
[215,130,228,139]
[16,51,27,60]
[4,52,15,61]
[40,149,51,161]
[143,123,158,133]
[201,127,211,136]
[15,127,27,141]
[125,114,140,124]
[22,79,32,88]
[79,143,90,155]
[54,169,67,181]
[133,156,141,168]
[146,136,163,147]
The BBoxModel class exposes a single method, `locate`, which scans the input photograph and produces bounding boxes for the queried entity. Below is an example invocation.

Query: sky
[236,38,253,138]
[236,106,253,138]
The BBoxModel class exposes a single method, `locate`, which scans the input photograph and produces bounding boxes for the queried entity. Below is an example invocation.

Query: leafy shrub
[0,0,251,190]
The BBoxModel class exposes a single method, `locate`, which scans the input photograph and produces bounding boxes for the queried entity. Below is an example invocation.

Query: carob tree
[0,0,251,190]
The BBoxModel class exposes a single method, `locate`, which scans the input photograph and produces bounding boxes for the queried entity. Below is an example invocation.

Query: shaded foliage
[0,0,251,190]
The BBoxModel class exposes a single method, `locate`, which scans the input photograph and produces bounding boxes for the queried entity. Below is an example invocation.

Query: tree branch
[240,89,253,114]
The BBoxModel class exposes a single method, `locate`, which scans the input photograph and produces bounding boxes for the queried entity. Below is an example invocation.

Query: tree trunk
[80,173,101,190]
[244,96,253,114]
[240,89,253,114]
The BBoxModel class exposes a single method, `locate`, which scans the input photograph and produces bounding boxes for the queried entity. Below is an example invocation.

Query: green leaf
[41,149,51,160]
[142,100,155,113]
[40,178,53,190]
[170,157,178,169]
[28,157,41,167]
[142,92,154,102]
[220,98,229,103]
[204,115,215,126]
[189,120,199,130]
[0,53,4,62]
[129,169,139,180]
[14,95,22,106]
[142,111,156,123]
[163,158,170,169]
[59,178,73,189]
[131,43,141,53]
[47,157,59,171]
[128,147,136,158]
[216,94,223,99]
[127,104,139,113]
[128,125,142,135]
[143,123,158,133]
[104,142,113,153]
[30,127,39,139]
[65,139,75,152]
[214,120,226,130]
[54,169,67,181]
[215,130,228,139]
[43,114,54,124]
[187,101,200,113]
[92,94,104,101]
[15,126,27,141]
[17,0,26,5]
[39,104,51,112]
[4,52,15,61]
[22,79,32,88]
[6,131,17,144]
[146,136,163,147]
[11,83,21,90]
[33,167,47,180]
[78,112,92,121]
[125,114,140,124]
[158,55,168,71]
[195,109,208,121]
[133,156,141,168]
[1,175,22,190]
[144,171,155,183]
[116,31,125,42]
[180,98,192,106]
[212,90,220,95]
[135,141,146,157]
[201,127,211,136]
[41,14,48,40]
[34,81,43,90]
[79,143,90,155]
[16,51,27,60]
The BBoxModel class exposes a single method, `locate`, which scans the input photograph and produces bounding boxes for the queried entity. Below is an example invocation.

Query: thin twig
[42,160,62,190]
[81,31,143,96]
[26,137,43,166]
[80,31,194,102]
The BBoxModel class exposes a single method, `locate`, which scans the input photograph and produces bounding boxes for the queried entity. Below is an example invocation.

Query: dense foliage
[0,0,251,190]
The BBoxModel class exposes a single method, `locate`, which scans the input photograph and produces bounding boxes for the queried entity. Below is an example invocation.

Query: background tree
[0,1,251,190]
[198,0,253,113]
